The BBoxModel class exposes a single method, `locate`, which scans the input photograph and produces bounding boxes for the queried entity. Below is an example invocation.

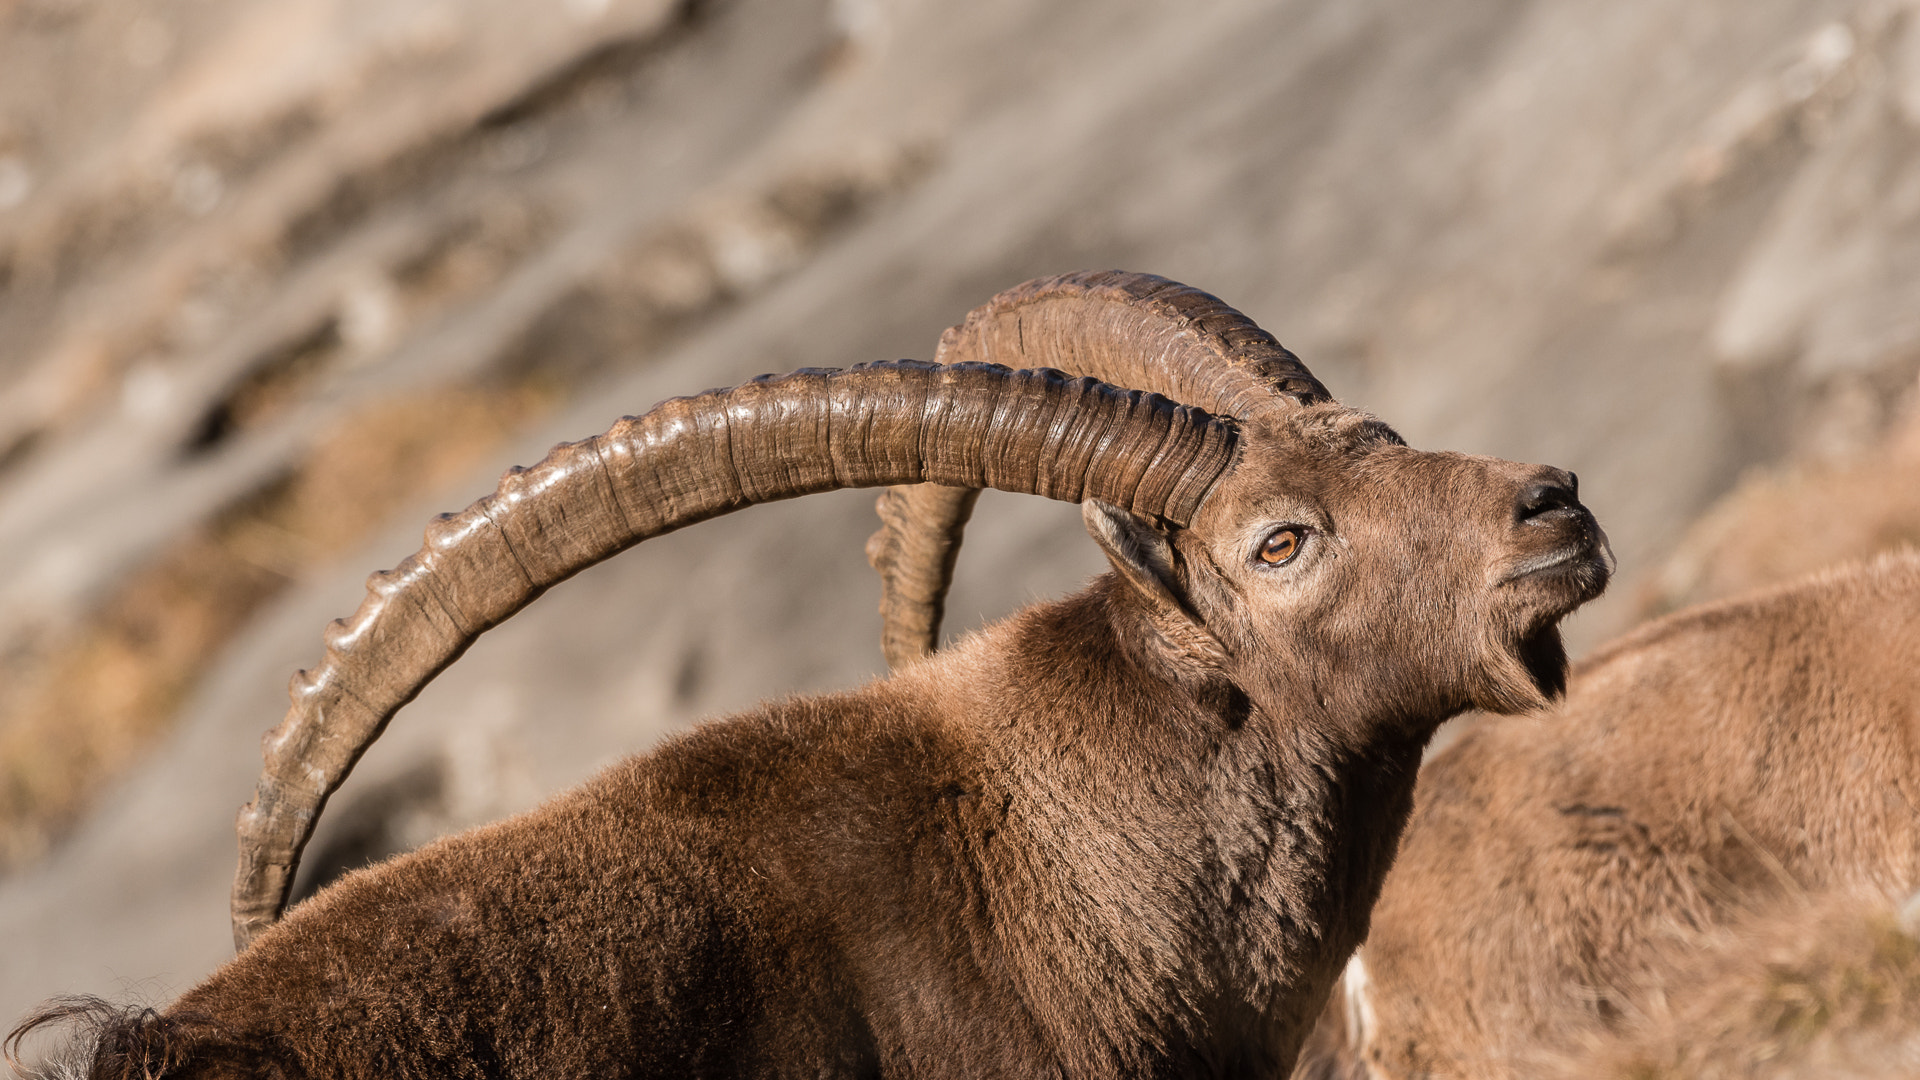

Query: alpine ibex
[1293,550,1920,1080]
[8,272,1610,1080]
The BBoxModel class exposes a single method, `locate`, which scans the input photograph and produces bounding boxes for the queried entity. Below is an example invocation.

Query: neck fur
[958,580,1431,1073]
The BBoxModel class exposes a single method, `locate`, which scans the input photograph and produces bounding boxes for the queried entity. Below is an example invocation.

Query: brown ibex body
[1295,550,1920,1080]
[9,273,1610,1079]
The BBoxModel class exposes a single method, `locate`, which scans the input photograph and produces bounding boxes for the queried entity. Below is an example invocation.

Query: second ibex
[11,272,1611,1079]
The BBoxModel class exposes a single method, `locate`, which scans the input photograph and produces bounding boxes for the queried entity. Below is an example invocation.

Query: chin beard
[1470,625,1569,715]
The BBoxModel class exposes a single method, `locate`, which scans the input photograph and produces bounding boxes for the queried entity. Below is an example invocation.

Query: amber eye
[1258,527,1303,566]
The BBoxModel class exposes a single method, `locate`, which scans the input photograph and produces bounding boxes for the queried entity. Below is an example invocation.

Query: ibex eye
[1258,528,1303,566]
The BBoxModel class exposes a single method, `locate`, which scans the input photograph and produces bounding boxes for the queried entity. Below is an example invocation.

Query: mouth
[1498,520,1615,595]
[1471,512,1613,715]
[1500,543,1612,584]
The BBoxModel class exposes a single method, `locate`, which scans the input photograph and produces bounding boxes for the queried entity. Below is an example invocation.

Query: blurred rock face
[3,0,1920,1042]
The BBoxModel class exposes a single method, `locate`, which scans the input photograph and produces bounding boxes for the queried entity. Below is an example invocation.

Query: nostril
[1516,482,1577,523]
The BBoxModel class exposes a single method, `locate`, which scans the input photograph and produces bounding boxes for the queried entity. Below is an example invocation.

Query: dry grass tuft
[0,382,554,871]
[1548,890,1920,1080]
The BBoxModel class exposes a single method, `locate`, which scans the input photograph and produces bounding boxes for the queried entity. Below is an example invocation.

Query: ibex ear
[1082,500,1201,626]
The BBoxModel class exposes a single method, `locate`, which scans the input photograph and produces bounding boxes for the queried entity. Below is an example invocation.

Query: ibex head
[870,272,1609,737]
[1094,410,1604,730]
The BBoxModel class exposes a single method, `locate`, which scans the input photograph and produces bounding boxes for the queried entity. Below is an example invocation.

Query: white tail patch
[1342,950,1379,1068]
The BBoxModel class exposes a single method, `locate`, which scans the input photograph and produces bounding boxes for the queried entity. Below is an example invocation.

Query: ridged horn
[868,271,1330,669]
[233,359,1239,950]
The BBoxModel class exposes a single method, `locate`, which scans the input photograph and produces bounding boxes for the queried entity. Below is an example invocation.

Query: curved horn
[233,360,1238,949]
[868,271,1330,668]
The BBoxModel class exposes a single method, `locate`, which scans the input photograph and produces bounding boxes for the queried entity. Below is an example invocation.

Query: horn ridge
[937,271,1330,414]
[233,360,1237,949]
